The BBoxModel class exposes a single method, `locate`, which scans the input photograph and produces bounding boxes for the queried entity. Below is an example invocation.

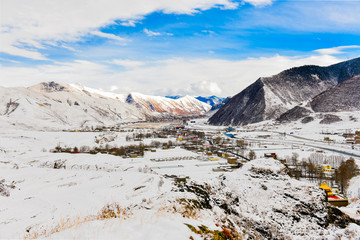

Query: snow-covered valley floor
[1,125,360,239]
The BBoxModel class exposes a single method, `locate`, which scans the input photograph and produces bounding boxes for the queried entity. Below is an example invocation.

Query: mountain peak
[29,81,70,93]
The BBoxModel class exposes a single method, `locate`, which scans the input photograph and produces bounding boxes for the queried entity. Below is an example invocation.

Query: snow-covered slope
[195,96,225,106]
[70,84,211,116]
[126,92,211,116]
[0,82,147,130]
[0,82,212,130]
[278,74,360,123]
[209,57,360,126]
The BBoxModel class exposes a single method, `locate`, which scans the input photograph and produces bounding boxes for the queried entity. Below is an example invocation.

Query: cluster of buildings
[343,131,360,144]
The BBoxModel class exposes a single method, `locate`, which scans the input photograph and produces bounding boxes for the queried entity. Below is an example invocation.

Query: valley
[1,112,360,239]
[1,59,360,239]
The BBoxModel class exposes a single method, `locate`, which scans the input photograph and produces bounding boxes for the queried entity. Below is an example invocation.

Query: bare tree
[248,150,256,160]
[291,152,299,166]
[337,158,357,193]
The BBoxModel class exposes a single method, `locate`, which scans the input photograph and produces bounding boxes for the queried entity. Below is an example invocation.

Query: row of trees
[288,157,358,193]
[53,140,176,157]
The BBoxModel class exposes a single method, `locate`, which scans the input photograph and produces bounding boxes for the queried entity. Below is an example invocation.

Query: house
[225,127,235,132]
[343,133,354,138]
[227,157,238,164]
[319,183,348,207]
[321,165,334,173]
[264,153,277,159]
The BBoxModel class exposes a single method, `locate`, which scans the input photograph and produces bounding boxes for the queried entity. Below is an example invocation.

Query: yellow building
[321,165,334,173]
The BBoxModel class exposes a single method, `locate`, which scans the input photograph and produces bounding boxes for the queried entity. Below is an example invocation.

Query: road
[239,136,360,159]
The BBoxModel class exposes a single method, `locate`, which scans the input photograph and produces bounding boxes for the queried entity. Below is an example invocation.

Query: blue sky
[1,0,360,96]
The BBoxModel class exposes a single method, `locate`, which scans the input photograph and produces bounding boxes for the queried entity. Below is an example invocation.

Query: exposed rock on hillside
[208,79,265,126]
[277,106,312,122]
[320,114,342,124]
[310,74,360,112]
[177,159,360,239]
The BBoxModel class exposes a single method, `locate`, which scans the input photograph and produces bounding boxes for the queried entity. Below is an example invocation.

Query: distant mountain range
[210,97,231,111]
[0,82,211,130]
[166,95,225,106]
[125,92,210,116]
[4,57,360,130]
[209,57,360,126]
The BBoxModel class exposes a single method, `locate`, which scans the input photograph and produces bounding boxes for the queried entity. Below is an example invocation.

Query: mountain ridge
[0,82,211,130]
[278,73,360,123]
[209,57,360,126]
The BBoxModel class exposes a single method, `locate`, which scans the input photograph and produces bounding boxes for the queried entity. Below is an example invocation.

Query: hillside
[126,93,211,116]
[0,82,211,130]
[278,74,360,123]
[209,57,360,126]
[310,74,360,112]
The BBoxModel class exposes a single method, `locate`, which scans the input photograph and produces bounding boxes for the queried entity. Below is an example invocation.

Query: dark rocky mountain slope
[209,57,360,126]
[278,74,360,123]
[310,74,360,112]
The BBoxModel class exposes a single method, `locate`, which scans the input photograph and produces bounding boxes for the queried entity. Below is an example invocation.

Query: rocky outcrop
[277,106,312,122]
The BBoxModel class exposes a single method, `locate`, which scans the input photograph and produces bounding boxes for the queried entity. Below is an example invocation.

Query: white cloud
[191,81,222,95]
[91,31,126,42]
[109,59,144,68]
[60,44,78,52]
[0,58,20,64]
[0,0,237,59]
[0,54,344,97]
[201,30,216,35]
[315,45,360,55]
[144,28,173,37]
[243,0,275,7]
[144,29,162,37]
[110,85,118,91]
[120,19,142,27]
[0,34,49,60]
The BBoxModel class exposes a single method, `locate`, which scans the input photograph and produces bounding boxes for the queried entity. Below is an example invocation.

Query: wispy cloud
[243,0,275,7]
[144,29,162,37]
[233,1,360,33]
[120,19,142,27]
[0,0,237,59]
[144,28,173,37]
[315,45,360,55]
[108,59,144,68]
[91,31,126,42]
[0,54,343,96]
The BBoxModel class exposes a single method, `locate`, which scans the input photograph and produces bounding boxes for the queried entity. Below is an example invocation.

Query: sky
[1,0,360,97]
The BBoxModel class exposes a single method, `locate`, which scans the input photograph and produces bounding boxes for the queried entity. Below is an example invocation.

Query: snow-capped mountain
[209,57,360,126]
[195,96,225,106]
[166,95,224,106]
[0,82,147,130]
[126,93,211,116]
[0,82,211,130]
[209,97,231,111]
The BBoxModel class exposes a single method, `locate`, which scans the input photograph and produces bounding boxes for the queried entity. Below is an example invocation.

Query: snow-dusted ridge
[209,57,360,126]
[126,92,211,116]
[0,82,211,130]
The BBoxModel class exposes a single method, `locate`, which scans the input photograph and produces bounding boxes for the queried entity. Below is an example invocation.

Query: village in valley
[52,118,360,207]
[1,111,360,239]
